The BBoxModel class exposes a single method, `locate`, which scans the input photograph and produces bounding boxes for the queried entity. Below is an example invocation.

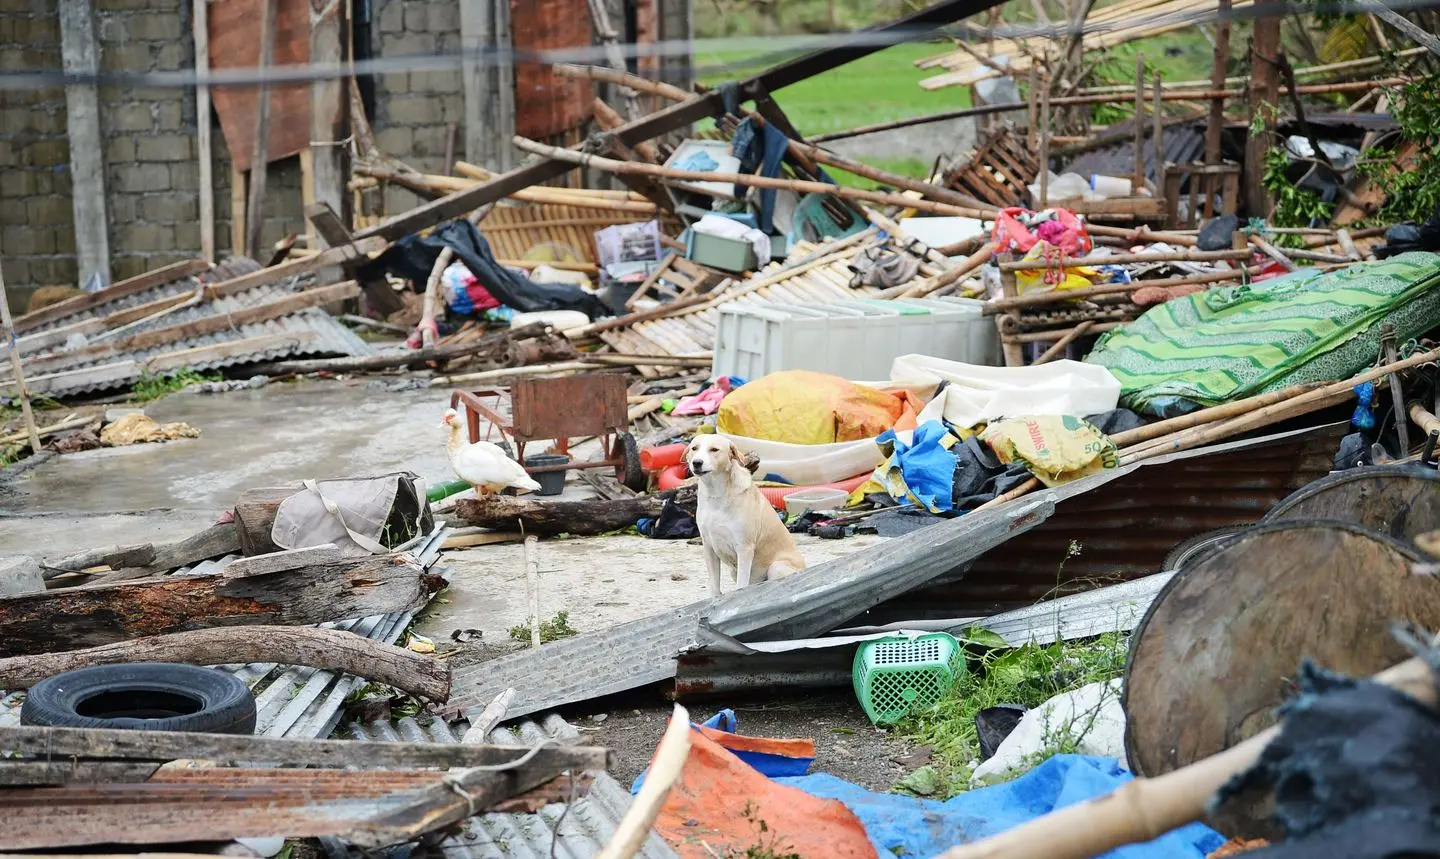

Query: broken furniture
[450,373,647,492]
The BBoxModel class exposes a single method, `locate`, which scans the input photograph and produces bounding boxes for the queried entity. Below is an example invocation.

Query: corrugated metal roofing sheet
[0,528,450,740]
[333,713,680,859]
[1062,120,1207,184]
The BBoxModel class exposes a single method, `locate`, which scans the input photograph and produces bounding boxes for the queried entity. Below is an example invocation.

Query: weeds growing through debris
[508,610,579,644]
[130,369,220,403]
[723,801,802,859]
[893,541,1129,797]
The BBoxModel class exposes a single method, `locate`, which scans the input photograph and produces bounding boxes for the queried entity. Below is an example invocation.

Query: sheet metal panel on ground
[445,423,1346,722]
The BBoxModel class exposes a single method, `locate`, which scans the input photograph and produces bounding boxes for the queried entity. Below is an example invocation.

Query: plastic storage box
[853,632,967,725]
[712,297,1001,380]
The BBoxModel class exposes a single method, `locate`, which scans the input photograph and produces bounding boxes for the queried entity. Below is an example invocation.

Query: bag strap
[302,478,390,554]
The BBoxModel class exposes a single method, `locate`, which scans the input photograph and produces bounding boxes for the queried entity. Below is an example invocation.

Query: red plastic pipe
[640,443,687,472]
[656,464,871,512]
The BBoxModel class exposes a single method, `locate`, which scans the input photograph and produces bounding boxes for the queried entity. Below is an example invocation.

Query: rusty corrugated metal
[328,713,680,859]
[0,766,590,850]
[511,0,594,138]
[866,423,1345,620]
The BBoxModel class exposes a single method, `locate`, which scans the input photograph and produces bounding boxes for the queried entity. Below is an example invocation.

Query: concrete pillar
[460,0,515,171]
[58,0,111,288]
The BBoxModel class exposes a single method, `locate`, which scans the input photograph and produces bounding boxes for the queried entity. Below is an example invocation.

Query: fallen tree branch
[250,322,557,376]
[0,626,451,700]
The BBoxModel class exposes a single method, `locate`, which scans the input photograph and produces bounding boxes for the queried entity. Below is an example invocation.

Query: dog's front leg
[735,546,756,589]
[704,545,722,598]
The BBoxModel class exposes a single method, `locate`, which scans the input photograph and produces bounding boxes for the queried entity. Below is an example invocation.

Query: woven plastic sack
[981,415,1117,487]
[271,472,434,556]
[717,370,917,445]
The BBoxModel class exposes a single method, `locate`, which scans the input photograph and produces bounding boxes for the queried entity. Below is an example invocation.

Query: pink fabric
[674,386,728,416]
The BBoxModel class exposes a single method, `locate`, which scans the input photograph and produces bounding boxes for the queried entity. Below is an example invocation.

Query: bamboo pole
[888,243,995,299]
[1003,322,1123,344]
[1038,67,1052,206]
[1151,71,1163,181]
[524,536,541,648]
[983,265,1264,314]
[419,248,453,348]
[1409,401,1440,436]
[998,248,1250,272]
[1132,55,1146,193]
[453,162,646,200]
[1033,321,1094,365]
[1106,383,1324,447]
[0,259,41,454]
[934,656,1435,859]
[594,705,692,859]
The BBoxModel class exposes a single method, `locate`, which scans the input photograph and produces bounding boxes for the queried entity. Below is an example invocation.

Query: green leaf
[957,627,1010,649]
[892,764,941,796]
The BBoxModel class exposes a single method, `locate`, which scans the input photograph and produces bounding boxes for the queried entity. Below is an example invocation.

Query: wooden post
[309,0,351,252]
[1027,65,1039,150]
[57,0,110,287]
[1132,55,1145,193]
[1245,0,1282,217]
[586,0,641,119]
[230,163,247,255]
[1205,0,1230,180]
[193,0,215,262]
[245,0,279,260]
[0,260,41,455]
[460,0,515,171]
[524,535,541,648]
[1038,69,1051,207]
[1152,70,1164,197]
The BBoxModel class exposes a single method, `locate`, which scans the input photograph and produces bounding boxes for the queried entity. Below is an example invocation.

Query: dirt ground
[564,687,927,792]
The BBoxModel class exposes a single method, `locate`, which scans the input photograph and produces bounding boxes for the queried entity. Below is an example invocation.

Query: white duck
[441,408,543,495]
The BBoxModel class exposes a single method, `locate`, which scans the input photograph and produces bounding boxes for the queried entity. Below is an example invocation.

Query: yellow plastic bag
[1013,240,1102,295]
[717,370,916,445]
[981,415,1117,487]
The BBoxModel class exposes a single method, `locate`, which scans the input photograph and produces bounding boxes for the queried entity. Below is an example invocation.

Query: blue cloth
[778,755,1227,859]
[876,421,960,513]
[630,709,816,793]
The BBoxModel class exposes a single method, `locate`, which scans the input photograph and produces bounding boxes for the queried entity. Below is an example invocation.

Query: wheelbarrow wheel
[615,431,646,491]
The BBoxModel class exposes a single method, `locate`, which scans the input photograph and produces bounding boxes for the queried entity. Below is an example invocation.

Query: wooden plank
[0,553,444,657]
[245,0,280,259]
[223,543,345,578]
[57,0,110,288]
[23,282,360,371]
[13,259,210,333]
[308,0,349,252]
[206,237,385,298]
[230,163,247,254]
[0,625,448,699]
[0,724,610,771]
[194,0,215,262]
[209,0,311,172]
[0,762,160,786]
[143,331,321,373]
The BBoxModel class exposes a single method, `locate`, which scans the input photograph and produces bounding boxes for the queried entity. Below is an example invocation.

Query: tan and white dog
[686,435,807,597]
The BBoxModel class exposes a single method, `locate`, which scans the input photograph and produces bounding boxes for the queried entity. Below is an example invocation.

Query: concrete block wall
[372,0,464,215]
[0,0,75,299]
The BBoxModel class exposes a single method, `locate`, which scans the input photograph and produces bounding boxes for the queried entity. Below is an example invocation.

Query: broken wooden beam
[0,724,611,771]
[249,321,559,376]
[452,488,696,536]
[0,553,445,657]
[0,625,450,700]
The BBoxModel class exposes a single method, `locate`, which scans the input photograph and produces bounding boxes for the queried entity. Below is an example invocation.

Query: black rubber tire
[616,431,647,491]
[1160,526,1251,573]
[21,663,257,734]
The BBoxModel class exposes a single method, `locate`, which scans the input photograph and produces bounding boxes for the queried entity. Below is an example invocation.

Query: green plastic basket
[852,632,966,726]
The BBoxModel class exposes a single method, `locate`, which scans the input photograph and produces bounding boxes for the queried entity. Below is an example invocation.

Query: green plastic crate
[852,632,966,725]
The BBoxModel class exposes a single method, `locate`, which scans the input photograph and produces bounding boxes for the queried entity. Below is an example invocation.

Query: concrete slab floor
[0,378,590,555]
[416,533,887,652]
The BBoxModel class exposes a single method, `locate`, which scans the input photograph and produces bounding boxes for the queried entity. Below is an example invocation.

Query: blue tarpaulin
[778,755,1227,859]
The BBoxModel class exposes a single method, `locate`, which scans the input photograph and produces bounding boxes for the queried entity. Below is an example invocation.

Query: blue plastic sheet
[630,709,816,793]
[876,421,960,513]
[778,755,1227,859]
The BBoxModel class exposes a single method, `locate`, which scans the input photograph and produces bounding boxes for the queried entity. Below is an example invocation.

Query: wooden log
[0,625,450,699]
[223,543,346,578]
[524,535,540,648]
[0,554,446,657]
[1247,234,1299,271]
[1002,322,1123,344]
[42,544,156,579]
[452,488,695,536]
[234,485,303,555]
[997,248,1251,272]
[0,724,611,771]
[419,248,453,348]
[249,321,554,376]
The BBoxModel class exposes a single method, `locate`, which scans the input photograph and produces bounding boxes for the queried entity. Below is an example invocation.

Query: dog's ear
[730,445,760,474]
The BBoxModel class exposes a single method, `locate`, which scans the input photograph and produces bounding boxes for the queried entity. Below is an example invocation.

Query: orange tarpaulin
[653,727,877,859]
[717,370,920,446]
